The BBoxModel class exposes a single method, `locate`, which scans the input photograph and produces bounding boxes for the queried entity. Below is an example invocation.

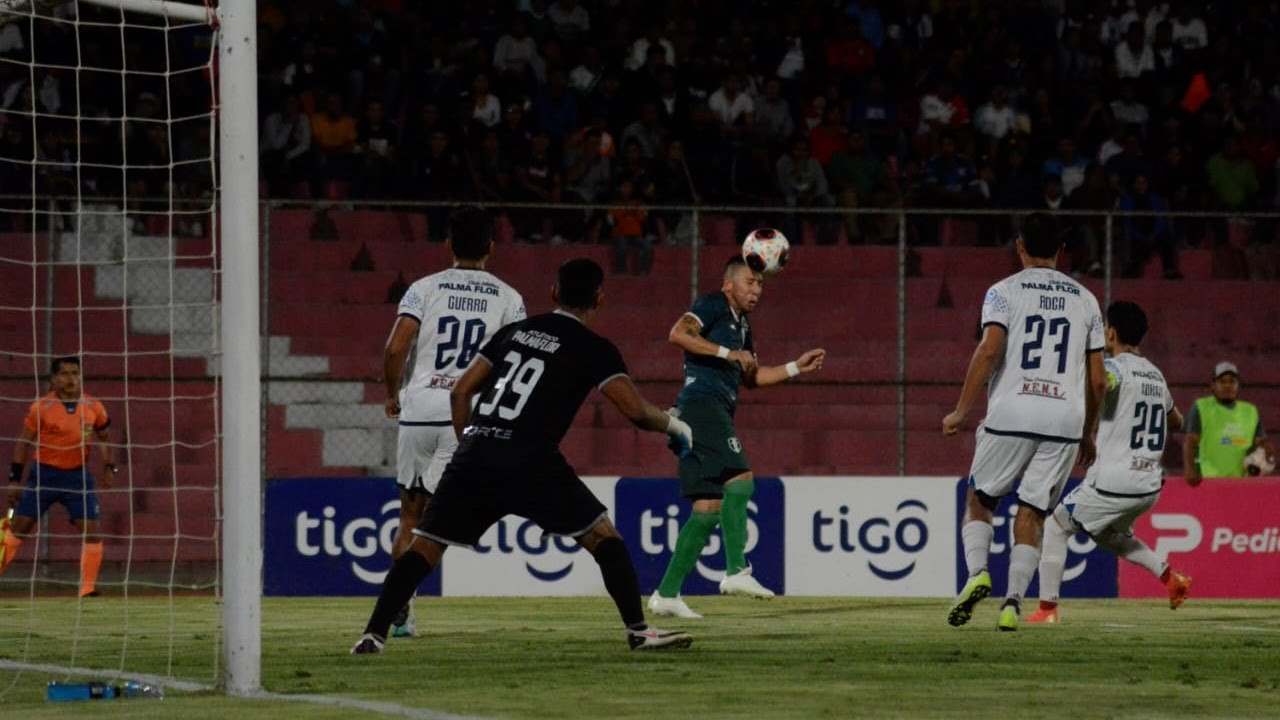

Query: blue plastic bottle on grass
[47,680,164,701]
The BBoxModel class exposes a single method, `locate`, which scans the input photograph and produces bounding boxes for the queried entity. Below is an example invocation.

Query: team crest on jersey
[400,289,423,311]
[727,437,742,453]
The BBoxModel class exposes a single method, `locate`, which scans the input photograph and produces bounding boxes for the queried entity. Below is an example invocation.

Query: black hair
[1019,212,1063,259]
[723,254,753,278]
[50,355,80,376]
[1106,300,1148,346]
[448,206,493,260]
[556,258,604,310]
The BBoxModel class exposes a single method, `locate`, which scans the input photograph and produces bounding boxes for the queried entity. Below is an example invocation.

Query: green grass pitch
[1,595,1278,718]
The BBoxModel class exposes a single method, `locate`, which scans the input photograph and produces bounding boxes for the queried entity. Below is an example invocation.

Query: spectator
[562,119,614,240]
[466,72,502,129]
[707,73,755,143]
[974,85,1018,157]
[614,140,653,198]
[1183,362,1276,484]
[627,23,676,71]
[1118,0,1165,44]
[727,145,781,243]
[409,130,467,241]
[308,92,358,195]
[1114,21,1154,80]
[535,68,581,143]
[917,78,971,139]
[776,137,836,245]
[1170,1,1208,52]
[824,17,876,82]
[922,131,981,206]
[511,131,564,243]
[753,78,795,152]
[651,68,689,132]
[468,130,512,205]
[607,179,652,275]
[1118,173,1179,279]
[1097,122,1129,167]
[1206,135,1260,212]
[1104,132,1152,193]
[260,94,312,197]
[353,99,398,199]
[493,16,542,95]
[569,44,605,96]
[849,74,898,158]
[989,144,1040,212]
[844,0,885,49]
[1042,137,1089,197]
[1063,162,1113,276]
[1038,173,1065,212]
[621,102,666,162]
[498,102,534,162]
[1109,82,1149,136]
[649,139,698,244]
[827,127,897,243]
[809,104,847,167]
[1153,143,1204,247]
[1150,20,1183,83]
[547,0,590,44]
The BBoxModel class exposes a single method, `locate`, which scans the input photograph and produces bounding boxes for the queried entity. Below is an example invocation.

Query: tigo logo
[812,500,929,580]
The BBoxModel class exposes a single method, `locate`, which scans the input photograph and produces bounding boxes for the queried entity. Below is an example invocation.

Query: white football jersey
[1086,353,1175,495]
[396,267,526,423]
[979,267,1104,440]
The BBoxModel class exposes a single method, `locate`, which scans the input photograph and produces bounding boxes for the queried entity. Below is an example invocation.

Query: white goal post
[2,0,264,695]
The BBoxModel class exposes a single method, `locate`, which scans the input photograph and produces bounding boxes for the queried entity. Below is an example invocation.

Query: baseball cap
[1213,361,1238,380]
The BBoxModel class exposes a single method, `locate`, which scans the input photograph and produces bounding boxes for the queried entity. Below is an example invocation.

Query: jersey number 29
[1130,401,1166,451]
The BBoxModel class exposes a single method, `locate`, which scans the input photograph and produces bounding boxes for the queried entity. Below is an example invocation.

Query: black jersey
[455,310,628,462]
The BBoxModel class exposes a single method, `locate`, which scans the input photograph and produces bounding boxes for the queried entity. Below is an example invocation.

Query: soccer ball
[1244,446,1276,476]
[742,228,790,276]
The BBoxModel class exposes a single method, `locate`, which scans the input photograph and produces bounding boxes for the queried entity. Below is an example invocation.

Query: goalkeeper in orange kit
[3,356,118,597]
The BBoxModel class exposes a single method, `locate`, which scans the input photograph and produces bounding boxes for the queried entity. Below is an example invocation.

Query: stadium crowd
[2,1,1279,274]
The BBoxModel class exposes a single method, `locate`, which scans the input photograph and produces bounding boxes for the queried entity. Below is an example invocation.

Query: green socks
[656,511,719,598]
[721,479,755,575]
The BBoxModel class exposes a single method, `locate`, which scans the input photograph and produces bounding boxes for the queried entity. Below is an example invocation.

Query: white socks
[961,521,994,577]
[1005,543,1041,607]
[1037,518,1071,604]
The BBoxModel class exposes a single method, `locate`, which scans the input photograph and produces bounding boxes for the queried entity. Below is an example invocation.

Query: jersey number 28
[435,316,486,370]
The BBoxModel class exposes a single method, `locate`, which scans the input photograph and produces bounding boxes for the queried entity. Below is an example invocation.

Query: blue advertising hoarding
[952,477,1118,598]
[616,477,785,595]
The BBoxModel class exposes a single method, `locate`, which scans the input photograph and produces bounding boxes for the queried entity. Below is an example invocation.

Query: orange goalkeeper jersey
[23,392,110,470]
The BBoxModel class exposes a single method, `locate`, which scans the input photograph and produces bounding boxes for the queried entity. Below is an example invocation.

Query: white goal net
[0,0,243,695]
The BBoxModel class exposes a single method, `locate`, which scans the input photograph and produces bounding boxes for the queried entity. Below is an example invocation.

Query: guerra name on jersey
[397,268,526,424]
[980,267,1104,442]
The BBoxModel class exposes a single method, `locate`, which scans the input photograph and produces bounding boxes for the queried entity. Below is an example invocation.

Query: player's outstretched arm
[667,313,756,371]
[382,316,421,419]
[600,376,693,456]
[743,348,826,389]
[449,357,494,442]
[943,324,1006,436]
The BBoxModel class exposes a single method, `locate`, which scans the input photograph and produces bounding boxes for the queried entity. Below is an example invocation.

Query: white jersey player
[942,213,1107,632]
[1028,301,1191,623]
[381,206,525,637]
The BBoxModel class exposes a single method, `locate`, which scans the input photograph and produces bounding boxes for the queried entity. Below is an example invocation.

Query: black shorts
[412,452,608,549]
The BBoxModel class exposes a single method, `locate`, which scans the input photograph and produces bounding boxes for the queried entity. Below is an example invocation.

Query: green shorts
[675,398,751,499]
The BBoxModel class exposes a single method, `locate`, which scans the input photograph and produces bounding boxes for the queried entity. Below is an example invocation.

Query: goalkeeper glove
[664,413,694,459]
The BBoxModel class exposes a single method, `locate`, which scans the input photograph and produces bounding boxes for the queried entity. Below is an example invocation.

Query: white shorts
[396,423,457,494]
[967,427,1079,513]
[1054,482,1159,537]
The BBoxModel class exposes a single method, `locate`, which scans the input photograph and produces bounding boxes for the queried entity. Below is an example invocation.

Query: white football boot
[718,566,775,599]
[647,591,704,618]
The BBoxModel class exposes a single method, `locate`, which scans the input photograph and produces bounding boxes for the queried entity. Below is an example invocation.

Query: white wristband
[716,345,731,359]
[786,361,800,378]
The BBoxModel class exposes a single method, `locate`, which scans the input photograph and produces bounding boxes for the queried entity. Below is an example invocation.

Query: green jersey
[1190,397,1262,477]
[676,291,754,411]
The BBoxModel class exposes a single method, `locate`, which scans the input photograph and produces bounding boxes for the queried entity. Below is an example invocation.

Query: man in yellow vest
[1183,361,1275,485]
